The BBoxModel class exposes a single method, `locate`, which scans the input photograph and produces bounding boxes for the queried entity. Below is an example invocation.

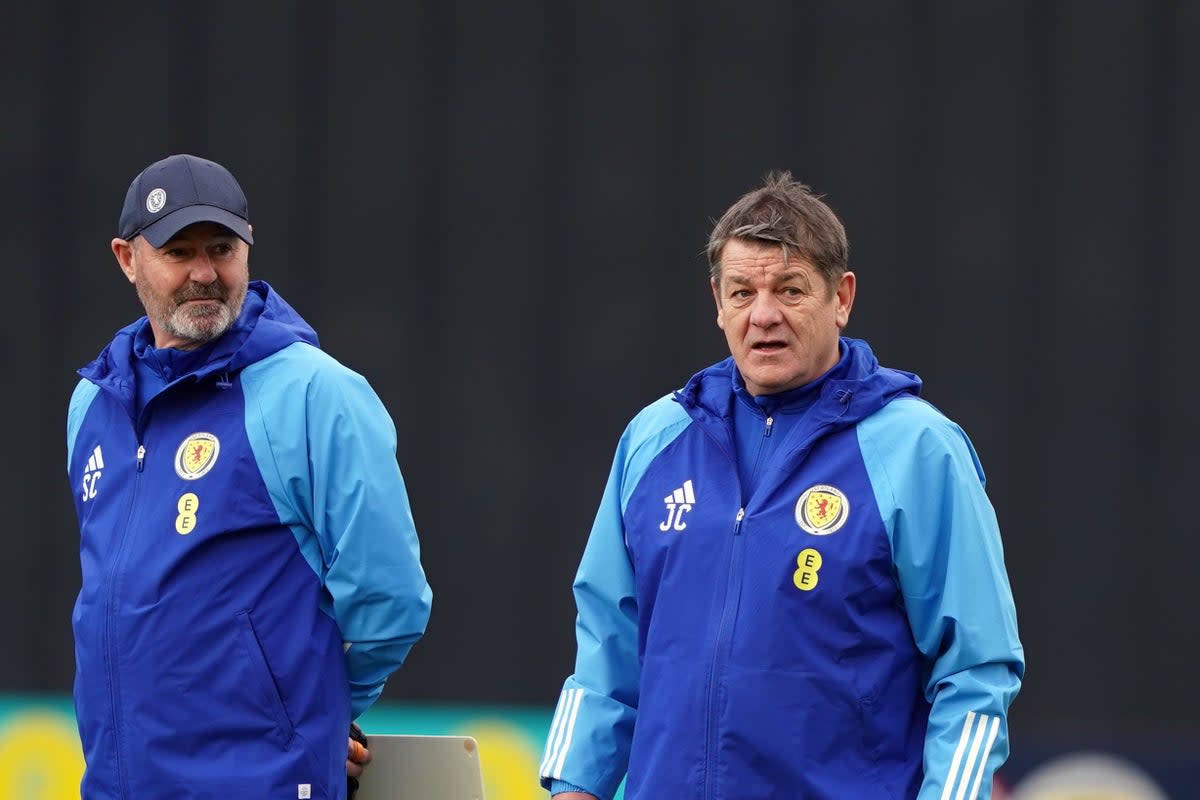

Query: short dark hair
[706,171,849,291]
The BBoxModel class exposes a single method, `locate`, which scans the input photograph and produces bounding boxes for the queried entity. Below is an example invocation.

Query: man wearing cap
[65,154,432,798]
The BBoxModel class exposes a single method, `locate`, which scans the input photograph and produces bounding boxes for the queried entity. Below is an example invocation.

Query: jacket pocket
[235,609,296,748]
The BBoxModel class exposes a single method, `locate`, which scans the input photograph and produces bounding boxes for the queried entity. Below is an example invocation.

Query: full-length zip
[103,440,145,798]
[702,506,745,800]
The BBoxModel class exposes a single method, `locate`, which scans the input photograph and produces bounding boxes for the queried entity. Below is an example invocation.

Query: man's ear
[834,271,857,330]
[711,277,725,330]
[112,238,137,284]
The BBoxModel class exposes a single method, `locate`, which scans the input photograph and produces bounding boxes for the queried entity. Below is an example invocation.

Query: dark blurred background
[6,0,1198,794]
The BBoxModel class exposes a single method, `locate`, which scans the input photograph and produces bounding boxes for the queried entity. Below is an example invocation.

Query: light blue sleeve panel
[66,379,101,470]
[858,397,1024,800]
[540,394,691,800]
[242,342,432,718]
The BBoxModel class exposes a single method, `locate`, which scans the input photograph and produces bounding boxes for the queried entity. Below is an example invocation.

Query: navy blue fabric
[118,154,254,246]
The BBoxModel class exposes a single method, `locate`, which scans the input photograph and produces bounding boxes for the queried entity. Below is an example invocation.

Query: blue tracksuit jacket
[541,338,1023,800]
[66,281,432,799]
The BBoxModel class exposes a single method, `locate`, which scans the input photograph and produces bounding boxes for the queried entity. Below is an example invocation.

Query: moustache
[174,284,226,304]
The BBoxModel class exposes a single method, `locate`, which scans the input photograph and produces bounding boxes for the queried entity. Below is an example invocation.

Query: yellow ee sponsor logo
[793,548,823,591]
[176,492,200,535]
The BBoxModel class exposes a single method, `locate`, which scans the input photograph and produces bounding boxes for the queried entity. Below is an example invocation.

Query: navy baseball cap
[117,154,254,247]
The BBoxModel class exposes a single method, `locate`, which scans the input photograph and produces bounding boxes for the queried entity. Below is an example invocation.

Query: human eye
[211,241,235,256]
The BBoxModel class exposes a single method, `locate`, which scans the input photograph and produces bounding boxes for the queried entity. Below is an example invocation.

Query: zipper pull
[136,445,145,472]
[733,507,745,535]
[765,416,774,437]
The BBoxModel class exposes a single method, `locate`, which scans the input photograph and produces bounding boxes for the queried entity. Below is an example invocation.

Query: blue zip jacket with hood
[66,281,432,799]
[540,338,1023,800]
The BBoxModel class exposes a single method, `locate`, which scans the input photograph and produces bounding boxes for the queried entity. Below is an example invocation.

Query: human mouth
[751,340,787,353]
[177,293,224,306]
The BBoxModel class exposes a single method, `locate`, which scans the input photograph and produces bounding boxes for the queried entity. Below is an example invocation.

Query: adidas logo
[658,479,696,532]
[81,445,104,502]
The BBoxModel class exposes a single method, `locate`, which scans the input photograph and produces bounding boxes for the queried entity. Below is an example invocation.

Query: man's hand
[347,734,371,777]
[347,723,371,798]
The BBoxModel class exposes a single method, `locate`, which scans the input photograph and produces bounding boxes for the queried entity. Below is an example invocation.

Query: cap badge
[146,188,167,214]
[795,484,849,536]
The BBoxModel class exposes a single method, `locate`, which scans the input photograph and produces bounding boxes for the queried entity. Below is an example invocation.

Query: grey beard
[164,282,247,344]
[166,302,235,343]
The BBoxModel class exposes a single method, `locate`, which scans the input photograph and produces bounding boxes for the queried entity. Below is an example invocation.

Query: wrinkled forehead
[718,238,817,281]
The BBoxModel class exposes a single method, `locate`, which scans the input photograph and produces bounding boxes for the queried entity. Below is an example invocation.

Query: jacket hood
[79,281,319,394]
[675,337,922,432]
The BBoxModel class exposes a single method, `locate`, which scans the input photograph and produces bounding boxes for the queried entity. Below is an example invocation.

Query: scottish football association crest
[175,433,220,480]
[795,484,849,536]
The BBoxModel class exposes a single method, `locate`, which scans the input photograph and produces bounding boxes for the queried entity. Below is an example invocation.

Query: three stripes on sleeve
[541,687,584,781]
[940,711,1001,800]
[541,690,1003,800]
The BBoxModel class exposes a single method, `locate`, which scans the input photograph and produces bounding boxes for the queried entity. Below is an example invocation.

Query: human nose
[748,292,783,328]
[187,253,218,283]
